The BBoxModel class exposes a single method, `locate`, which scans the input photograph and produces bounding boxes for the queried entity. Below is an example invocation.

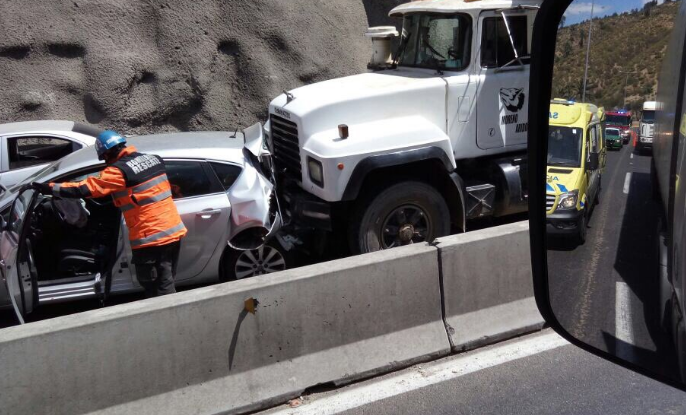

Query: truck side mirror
[586,153,599,171]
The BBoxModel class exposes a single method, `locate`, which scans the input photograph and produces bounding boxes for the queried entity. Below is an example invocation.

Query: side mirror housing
[587,152,599,171]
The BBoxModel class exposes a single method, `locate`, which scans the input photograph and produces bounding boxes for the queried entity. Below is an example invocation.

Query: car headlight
[557,190,579,210]
[308,157,324,187]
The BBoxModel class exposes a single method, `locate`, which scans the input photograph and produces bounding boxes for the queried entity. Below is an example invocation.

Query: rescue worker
[32,130,187,297]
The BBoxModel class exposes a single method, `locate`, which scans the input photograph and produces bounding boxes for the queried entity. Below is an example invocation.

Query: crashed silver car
[0,125,289,322]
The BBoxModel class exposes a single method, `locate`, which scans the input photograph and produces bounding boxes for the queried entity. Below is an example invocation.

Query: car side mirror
[586,152,599,171]
[530,0,686,392]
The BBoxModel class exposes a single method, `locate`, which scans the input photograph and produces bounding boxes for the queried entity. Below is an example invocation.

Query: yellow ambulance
[546,100,606,244]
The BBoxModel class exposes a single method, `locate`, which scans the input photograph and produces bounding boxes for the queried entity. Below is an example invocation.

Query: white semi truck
[638,100,657,152]
[265,0,540,254]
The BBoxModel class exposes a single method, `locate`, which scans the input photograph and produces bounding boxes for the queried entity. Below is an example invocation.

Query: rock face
[0,0,404,134]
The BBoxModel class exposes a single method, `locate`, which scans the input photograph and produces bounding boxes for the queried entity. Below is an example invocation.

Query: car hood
[546,167,583,195]
[226,123,281,250]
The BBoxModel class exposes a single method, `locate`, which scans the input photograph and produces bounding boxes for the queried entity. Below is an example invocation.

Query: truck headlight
[557,190,579,210]
[308,157,324,187]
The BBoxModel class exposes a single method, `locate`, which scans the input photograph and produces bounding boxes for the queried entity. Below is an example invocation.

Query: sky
[563,0,665,25]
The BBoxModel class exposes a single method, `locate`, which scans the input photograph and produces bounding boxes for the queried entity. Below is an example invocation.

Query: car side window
[7,136,81,170]
[210,162,242,190]
[481,15,529,68]
[165,161,223,199]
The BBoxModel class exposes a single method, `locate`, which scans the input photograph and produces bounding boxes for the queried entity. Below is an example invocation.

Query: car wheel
[577,214,587,245]
[220,242,290,282]
[349,181,450,254]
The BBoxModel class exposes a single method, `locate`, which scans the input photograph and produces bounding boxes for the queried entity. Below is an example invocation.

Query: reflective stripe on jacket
[50,145,187,250]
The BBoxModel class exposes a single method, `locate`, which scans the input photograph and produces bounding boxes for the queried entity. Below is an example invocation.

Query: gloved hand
[31,182,52,195]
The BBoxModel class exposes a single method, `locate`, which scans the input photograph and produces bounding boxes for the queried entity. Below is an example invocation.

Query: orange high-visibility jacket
[50,146,187,250]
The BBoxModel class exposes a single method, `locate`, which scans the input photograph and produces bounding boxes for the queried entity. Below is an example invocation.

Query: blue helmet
[95,130,126,160]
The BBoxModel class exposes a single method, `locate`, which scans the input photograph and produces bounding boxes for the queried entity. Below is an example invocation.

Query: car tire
[220,241,291,282]
[577,213,587,245]
[349,181,451,254]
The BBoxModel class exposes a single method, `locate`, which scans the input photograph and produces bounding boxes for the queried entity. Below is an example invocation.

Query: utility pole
[581,0,595,102]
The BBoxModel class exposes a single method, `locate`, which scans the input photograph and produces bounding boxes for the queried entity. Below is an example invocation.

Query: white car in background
[0,120,100,189]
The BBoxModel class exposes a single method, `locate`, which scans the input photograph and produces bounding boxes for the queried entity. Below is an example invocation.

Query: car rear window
[210,162,242,190]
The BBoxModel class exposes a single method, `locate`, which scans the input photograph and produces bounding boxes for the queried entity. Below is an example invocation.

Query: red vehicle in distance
[604,109,633,144]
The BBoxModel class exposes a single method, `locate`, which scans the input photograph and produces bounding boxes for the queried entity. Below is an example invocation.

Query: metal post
[581,0,595,102]
[623,72,629,108]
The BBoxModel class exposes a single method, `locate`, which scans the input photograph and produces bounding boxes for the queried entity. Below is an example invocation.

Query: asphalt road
[547,139,678,380]
[259,330,686,415]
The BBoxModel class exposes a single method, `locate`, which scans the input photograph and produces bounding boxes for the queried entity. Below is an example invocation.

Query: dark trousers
[131,241,181,298]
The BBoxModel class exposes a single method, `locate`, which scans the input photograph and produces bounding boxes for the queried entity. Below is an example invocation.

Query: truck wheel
[577,214,587,245]
[220,242,290,282]
[349,181,451,254]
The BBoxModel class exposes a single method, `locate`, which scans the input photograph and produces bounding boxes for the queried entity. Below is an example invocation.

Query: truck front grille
[270,115,302,183]
[546,194,556,211]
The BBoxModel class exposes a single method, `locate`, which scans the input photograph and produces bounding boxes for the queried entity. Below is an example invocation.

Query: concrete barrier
[0,243,450,415]
[435,221,545,351]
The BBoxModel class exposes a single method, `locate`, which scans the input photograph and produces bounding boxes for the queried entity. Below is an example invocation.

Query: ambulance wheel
[349,181,451,254]
[220,242,290,282]
[577,214,587,245]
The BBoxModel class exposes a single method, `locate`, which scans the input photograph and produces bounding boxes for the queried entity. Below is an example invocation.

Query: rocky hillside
[0,0,403,134]
[552,1,679,112]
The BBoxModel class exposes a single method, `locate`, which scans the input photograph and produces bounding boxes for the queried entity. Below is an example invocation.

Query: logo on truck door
[499,88,525,112]
[499,87,528,133]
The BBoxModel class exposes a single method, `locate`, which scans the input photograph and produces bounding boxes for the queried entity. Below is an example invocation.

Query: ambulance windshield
[547,126,582,167]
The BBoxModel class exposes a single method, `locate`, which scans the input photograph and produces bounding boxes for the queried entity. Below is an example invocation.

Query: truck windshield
[606,115,631,126]
[642,110,655,123]
[548,126,582,167]
[397,13,471,71]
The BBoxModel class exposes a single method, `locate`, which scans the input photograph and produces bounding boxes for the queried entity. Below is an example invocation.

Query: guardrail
[0,221,542,414]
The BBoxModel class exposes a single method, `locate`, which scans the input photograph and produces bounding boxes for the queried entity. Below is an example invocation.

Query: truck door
[0,188,38,323]
[475,10,532,150]
[587,124,601,202]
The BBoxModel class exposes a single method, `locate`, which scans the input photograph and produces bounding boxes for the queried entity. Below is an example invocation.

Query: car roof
[390,0,542,16]
[40,131,246,180]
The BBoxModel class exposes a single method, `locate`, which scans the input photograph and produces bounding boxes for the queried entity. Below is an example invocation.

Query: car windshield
[397,13,471,71]
[642,110,655,123]
[606,129,620,137]
[606,115,631,126]
[548,126,582,167]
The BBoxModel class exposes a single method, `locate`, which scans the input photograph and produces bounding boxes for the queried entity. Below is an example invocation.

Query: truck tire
[349,181,451,254]
[576,214,587,245]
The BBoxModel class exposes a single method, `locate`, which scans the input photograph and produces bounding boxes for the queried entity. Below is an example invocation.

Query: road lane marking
[630,153,634,159]
[267,332,568,415]
[623,172,632,194]
[615,281,635,362]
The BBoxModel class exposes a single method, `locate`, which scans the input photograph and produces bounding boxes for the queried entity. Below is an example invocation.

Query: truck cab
[638,100,657,152]
[546,100,606,244]
[266,0,540,253]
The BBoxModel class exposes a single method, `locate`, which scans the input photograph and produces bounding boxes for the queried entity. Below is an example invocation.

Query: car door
[161,160,233,281]
[586,124,601,202]
[0,188,38,323]
[0,134,84,188]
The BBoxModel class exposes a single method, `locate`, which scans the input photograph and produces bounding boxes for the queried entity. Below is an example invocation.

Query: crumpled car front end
[226,122,282,250]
